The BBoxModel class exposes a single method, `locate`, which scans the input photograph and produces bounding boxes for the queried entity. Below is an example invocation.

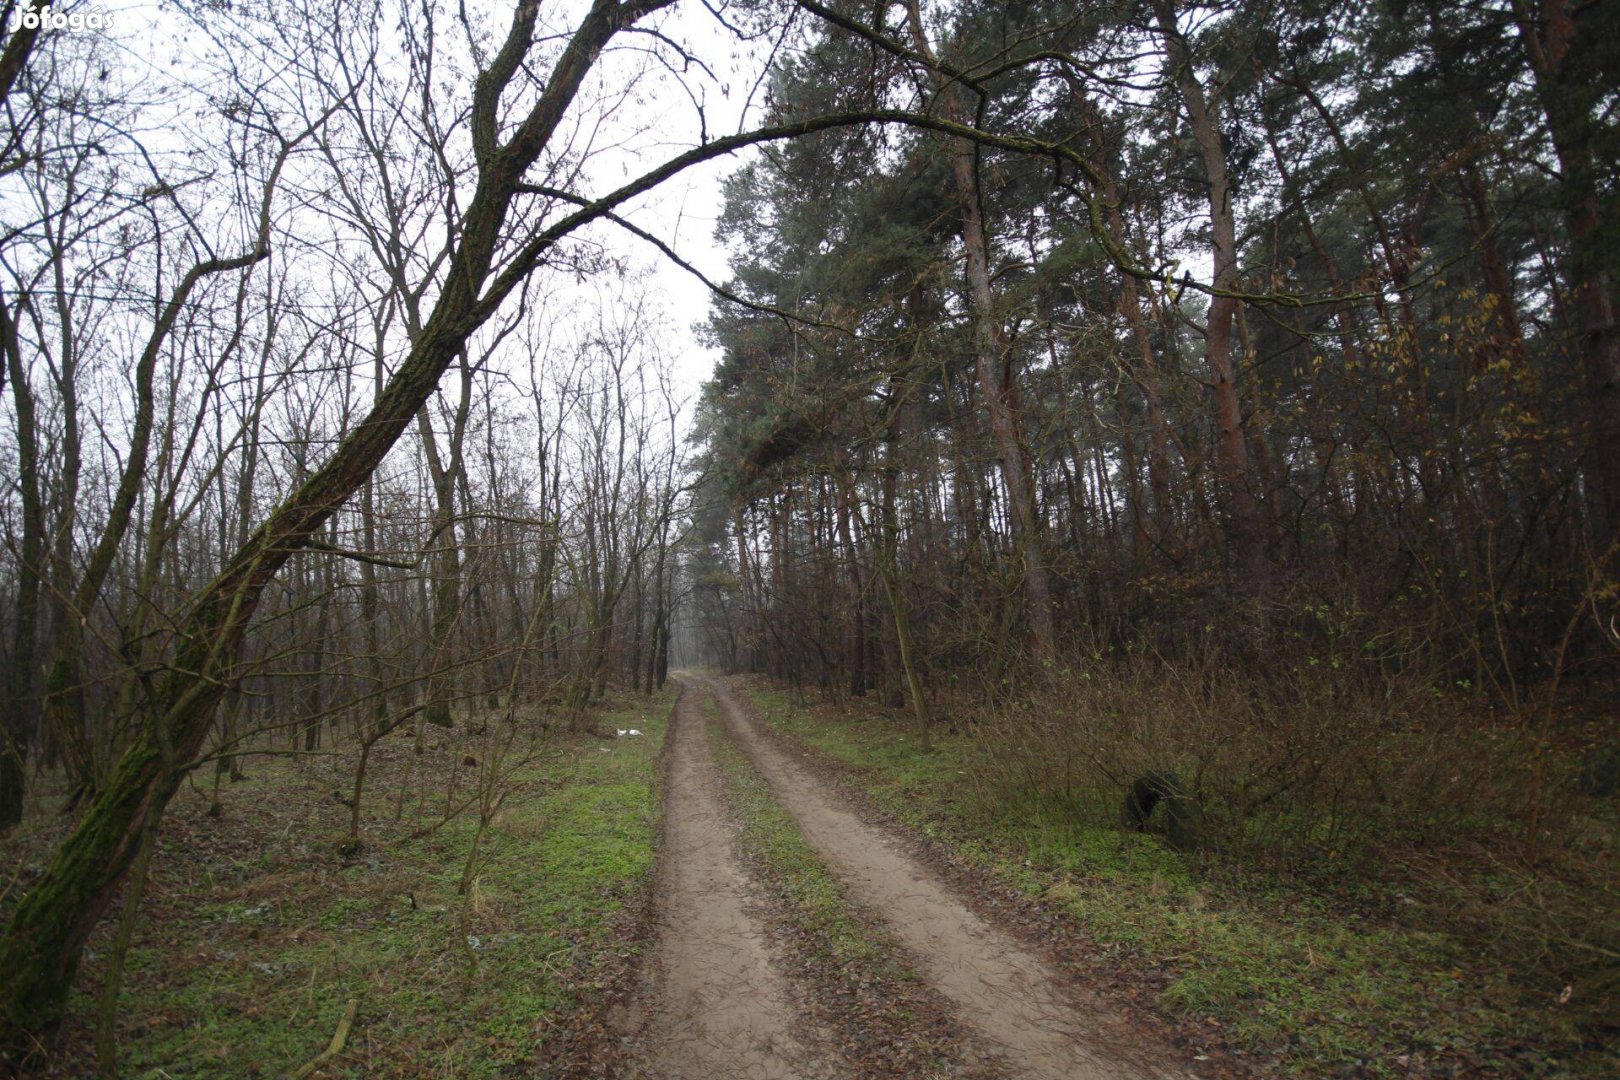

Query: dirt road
[623,682,828,1079]
[624,676,1181,1079]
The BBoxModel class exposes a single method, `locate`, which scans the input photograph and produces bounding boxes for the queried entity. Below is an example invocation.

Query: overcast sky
[588,1,781,404]
[74,0,780,412]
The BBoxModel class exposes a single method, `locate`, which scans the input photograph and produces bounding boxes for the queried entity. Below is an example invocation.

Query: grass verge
[727,674,1614,1078]
[4,687,673,1079]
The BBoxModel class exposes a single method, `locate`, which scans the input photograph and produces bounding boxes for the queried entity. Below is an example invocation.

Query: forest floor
[1,687,676,1079]
[715,673,1617,1079]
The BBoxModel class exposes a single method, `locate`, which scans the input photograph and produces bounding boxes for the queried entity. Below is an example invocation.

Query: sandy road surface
[623,684,829,1079]
[626,676,1180,1079]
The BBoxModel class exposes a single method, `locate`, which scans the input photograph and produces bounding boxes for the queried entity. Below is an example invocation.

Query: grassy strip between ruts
[11,687,673,1079]
[726,675,1613,1079]
[702,691,990,1080]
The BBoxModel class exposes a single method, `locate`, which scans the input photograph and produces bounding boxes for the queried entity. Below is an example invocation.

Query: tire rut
[698,675,1181,1080]
[623,683,831,1079]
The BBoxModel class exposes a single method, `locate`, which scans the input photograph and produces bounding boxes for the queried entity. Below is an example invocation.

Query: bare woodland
[0,0,1616,1071]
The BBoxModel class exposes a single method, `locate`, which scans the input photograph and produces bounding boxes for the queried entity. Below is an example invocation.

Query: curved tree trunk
[904,0,1056,658]
[1154,0,1267,587]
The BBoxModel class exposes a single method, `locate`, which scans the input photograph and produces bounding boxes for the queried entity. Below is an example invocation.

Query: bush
[956,649,1619,1019]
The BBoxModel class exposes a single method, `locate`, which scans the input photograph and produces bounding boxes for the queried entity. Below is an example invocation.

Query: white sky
[71,0,777,407]
[579,1,779,403]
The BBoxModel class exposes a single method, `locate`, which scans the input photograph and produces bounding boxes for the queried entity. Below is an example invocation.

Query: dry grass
[964,652,1620,1028]
[733,657,1619,1075]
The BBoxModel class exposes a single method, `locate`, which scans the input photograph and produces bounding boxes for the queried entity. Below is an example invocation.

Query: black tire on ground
[1122,771,1204,851]
[1578,747,1619,797]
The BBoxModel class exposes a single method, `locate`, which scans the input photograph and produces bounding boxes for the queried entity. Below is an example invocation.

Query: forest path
[689,673,1180,1080]
[621,682,832,1079]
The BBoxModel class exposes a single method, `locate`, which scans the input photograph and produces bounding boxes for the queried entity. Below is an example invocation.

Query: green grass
[732,675,1607,1077]
[705,698,890,974]
[34,688,675,1079]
